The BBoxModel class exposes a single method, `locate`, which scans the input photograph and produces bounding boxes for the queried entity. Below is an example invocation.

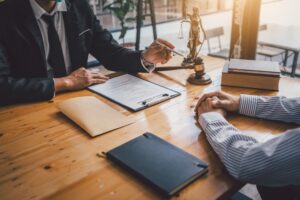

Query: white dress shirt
[29,0,154,75]
[29,0,71,76]
[199,95,300,186]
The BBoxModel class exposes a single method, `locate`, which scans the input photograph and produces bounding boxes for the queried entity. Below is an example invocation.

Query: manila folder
[58,96,133,137]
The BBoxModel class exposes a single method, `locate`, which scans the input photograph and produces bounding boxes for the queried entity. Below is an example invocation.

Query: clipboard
[88,74,180,112]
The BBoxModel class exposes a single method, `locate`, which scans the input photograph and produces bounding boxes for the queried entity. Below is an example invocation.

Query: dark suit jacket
[0,0,145,105]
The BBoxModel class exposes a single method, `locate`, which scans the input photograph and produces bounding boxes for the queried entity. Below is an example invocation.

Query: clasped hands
[194,91,241,119]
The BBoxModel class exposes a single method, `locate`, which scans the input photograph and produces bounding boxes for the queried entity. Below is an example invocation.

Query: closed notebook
[58,96,133,137]
[106,133,208,197]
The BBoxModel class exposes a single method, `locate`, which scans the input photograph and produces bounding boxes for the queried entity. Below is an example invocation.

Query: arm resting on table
[239,95,300,124]
[199,112,300,187]
[0,43,55,106]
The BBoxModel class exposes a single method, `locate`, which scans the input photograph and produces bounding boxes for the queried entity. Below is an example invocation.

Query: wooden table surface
[0,56,299,200]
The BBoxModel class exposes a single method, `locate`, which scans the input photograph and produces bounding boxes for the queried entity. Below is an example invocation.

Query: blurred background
[89,0,300,77]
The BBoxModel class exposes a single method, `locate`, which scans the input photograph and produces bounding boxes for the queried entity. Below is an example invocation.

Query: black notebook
[106,133,208,197]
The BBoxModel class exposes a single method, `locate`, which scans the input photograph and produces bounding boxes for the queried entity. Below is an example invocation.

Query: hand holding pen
[143,38,176,65]
[155,40,185,58]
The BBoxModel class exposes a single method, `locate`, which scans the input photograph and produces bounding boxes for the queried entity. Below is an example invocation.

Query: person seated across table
[0,0,174,105]
[194,91,300,200]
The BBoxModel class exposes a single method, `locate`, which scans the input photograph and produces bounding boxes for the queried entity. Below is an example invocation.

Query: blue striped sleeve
[199,112,300,186]
[239,95,300,124]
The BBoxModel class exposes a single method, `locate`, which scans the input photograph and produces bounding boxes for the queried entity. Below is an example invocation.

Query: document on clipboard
[88,74,180,111]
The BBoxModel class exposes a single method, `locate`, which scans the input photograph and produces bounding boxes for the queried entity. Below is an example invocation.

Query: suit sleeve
[86,4,146,73]
[0,40,55,106]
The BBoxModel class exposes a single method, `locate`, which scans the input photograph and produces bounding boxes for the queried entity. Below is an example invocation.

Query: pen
[141,93,169,106]
[155,40,185,58]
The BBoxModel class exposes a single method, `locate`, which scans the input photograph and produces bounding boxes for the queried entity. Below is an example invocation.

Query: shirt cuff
[199,112,227,131]
[238,94,259,117]
[52,78,56,99]
[140,51,155,73]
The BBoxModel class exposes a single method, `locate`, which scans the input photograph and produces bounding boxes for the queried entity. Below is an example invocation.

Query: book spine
[221,72,280,91]
[228,69,280,77]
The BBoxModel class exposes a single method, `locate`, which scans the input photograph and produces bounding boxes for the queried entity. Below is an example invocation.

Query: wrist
[141,50,155,65]
[54,77,73,93]
[232,96,241,113]
[215,109,227,117]
[236,96,241,112]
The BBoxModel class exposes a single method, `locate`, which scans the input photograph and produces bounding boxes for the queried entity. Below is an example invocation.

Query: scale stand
[154,57,211,85]
[186,57,211,85]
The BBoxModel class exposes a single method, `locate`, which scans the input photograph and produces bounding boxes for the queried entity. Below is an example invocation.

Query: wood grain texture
[0,56,298,200]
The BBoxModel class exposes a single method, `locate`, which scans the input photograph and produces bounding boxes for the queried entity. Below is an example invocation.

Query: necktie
[42,14,67,77]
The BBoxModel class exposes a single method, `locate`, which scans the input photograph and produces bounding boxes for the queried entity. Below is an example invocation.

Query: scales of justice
[155,7,212,85]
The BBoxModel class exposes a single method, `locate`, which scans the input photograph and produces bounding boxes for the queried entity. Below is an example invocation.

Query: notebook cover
[106,133,208,197]
[228,59,280,76]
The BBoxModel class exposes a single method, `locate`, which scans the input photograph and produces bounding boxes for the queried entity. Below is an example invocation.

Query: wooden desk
[0,56,299,200]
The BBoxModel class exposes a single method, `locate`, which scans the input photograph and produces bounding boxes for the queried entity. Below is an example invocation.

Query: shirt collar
[29,0,67,20]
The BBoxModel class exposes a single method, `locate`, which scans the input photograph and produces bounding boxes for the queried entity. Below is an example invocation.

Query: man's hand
[195,91,240,113]
[54,67,109,93]
[143,38,175,65]
[196,97,227,118]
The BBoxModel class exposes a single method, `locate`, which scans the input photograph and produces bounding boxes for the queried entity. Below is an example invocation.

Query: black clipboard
[88,74,181,112]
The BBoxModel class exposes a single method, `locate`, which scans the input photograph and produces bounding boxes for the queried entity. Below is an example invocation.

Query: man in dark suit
[0,0,174,105]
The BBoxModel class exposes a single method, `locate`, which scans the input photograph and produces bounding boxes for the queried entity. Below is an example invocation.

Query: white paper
[89,74,179,110]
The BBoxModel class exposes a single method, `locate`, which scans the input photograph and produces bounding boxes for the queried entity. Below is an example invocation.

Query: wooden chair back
[259,24,268,31]
[204,27,225,53]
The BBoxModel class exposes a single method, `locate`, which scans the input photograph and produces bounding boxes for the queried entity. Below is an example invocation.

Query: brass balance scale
[155,7,211,85]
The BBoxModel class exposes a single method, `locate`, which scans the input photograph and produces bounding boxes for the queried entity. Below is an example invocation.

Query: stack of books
[221,59,281,90]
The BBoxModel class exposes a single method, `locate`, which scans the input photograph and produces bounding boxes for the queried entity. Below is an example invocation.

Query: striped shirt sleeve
[199,112,300,186]
[239,95,300,124]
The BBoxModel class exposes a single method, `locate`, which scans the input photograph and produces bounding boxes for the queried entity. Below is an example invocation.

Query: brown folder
[58,96,133,137]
